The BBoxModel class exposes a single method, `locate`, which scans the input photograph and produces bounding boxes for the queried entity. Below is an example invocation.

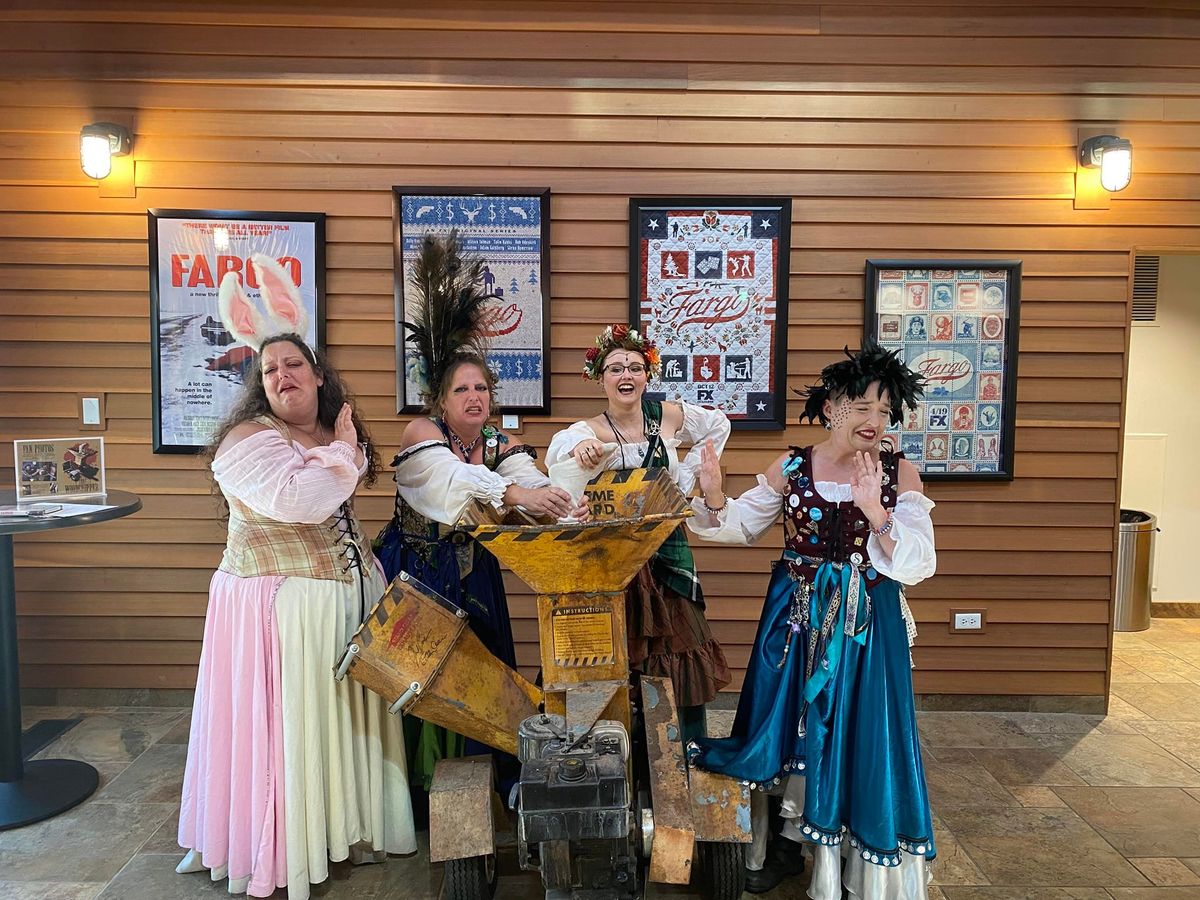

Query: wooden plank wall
[2,0,1198,699]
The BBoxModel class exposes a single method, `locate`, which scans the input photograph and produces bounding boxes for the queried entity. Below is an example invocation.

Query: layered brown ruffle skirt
[625,564,731,707]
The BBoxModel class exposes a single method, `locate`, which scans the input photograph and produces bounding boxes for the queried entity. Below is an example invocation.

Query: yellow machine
[338,468,749,900]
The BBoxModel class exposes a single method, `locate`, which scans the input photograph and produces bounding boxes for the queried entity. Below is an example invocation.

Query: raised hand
[849,450,886,524]
[333,403,358,447]
[697,439,725,508]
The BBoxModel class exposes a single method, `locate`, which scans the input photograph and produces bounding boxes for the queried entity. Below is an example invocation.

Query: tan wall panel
[19,640,200,665]
[910,671,1106,695]
[3,2,1187,699]
[15,593,208,617]
[14,107,1200,152]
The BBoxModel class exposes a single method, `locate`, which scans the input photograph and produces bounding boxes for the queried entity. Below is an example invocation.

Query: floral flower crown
[582,324,661,381]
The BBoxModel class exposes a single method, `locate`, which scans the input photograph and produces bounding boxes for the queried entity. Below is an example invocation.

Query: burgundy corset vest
[781,446,902,589]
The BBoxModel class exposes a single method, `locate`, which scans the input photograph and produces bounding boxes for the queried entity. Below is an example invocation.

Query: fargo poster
[865,260,1022,481]
[630,197,791,430]
[149,210,325,453]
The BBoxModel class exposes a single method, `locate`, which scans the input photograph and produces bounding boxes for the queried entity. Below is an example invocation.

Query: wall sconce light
[1079,134,1132,192]
[80,122,131,180]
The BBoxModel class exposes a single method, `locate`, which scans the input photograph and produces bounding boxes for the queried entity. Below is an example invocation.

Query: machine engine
[516,714,640,899]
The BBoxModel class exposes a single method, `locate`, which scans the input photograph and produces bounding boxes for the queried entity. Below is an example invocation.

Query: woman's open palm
[849,451,884,513]
[697,439,724,499]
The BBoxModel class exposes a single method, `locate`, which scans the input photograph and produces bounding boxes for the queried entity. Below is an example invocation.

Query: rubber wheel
[444,854,497,900]
[694,841,746,900]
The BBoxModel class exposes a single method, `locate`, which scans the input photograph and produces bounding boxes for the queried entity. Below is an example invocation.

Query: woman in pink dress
[177,332,416,898]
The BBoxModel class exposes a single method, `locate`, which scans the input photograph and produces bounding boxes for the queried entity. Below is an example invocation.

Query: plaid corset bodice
[221,496,373,584]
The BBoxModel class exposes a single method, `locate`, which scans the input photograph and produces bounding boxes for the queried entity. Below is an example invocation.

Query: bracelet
[703,495,727,514]
[872,511,894,537]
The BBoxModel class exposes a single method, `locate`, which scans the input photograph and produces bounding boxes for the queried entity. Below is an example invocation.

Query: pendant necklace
[604,409,648,470]
[448,428,481,462]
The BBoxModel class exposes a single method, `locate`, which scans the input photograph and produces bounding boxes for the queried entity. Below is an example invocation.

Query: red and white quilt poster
[630,198,791,430]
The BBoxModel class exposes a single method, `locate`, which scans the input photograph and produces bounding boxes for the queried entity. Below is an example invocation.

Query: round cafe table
[0,488,142,830]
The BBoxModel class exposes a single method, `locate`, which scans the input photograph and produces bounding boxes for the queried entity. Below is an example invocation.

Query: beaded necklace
[447,427,481,462]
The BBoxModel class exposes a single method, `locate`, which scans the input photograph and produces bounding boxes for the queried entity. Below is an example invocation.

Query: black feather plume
[797,342,924,427]
[402,229,494,405]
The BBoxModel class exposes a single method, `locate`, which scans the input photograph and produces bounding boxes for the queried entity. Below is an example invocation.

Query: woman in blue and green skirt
[688,344,937,899]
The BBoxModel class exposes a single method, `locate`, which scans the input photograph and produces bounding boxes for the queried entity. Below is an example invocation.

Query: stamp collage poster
[872,266,1017,476]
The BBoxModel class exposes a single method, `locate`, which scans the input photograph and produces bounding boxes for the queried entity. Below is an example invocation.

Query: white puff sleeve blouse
[212,428,363,525]
[545,401,730,495]
[689,482,936,587]
[393,441,549,526]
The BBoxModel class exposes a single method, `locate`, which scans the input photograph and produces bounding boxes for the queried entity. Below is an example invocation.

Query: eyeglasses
[603,364,647,376]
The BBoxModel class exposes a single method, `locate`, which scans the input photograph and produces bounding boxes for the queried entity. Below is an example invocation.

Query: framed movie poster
[149,209,326,453]
[864,260,1021,481]
[394,187,551,415]
[14,437,106,500]
[630,197,791,430]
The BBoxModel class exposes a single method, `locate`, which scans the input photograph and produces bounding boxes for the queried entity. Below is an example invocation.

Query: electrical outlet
[952,611,984,631]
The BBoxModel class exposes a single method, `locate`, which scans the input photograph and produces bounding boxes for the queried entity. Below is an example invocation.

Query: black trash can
[1114,509,1157,632]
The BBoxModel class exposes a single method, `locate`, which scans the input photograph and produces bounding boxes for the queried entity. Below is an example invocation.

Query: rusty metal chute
[339,467,749,900]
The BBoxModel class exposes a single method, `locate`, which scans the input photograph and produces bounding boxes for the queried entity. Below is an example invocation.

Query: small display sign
[14,437,106,501]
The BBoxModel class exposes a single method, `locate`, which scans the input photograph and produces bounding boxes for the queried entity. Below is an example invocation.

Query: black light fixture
[1079,134,1132,193]
[79,122,131,180]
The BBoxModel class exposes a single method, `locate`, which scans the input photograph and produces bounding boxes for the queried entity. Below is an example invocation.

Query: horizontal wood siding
[3,0,1197,697]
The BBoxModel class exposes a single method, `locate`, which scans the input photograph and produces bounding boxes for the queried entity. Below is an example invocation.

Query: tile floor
[7,619,1200,899]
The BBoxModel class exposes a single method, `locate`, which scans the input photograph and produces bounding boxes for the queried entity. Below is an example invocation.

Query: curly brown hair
[205,335,381,510]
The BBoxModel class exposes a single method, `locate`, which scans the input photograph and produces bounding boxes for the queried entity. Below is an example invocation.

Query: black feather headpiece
[402,229,495,407]
[797,342,924,427]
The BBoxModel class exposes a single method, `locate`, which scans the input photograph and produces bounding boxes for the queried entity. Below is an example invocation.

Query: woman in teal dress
[688,345,937,899]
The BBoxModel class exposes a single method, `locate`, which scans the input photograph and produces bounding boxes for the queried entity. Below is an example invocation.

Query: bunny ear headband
[218,253,310,352]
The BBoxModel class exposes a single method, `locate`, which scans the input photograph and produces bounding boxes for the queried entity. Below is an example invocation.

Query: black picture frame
[148,208,326,454]
[864,259,1021,481]
[393,187,552,415]
[629,196,791,430]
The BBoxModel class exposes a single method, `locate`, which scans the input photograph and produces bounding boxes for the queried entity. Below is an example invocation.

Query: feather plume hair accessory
[797,342,924,427]
[401,229,496,406]
[218,253,310,352]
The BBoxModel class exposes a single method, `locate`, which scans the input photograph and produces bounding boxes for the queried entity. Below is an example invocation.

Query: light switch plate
[78,392,106,430]
[501,414,520,432]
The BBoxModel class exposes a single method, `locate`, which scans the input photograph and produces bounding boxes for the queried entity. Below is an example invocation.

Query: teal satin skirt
[691,562,936,867]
